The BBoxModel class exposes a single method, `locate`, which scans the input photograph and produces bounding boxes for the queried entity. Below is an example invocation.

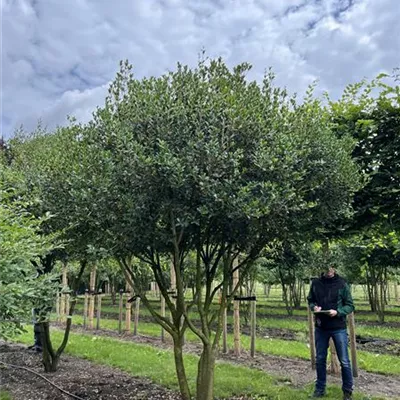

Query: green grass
[14,328,384,400]
[0,391,12,400]
[62,315,400,376]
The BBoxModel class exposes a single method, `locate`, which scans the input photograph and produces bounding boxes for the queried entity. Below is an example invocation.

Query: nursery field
[3,285,400,400]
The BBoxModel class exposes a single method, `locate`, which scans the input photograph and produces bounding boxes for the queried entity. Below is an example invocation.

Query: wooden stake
[60,264,68,322]
[96,290,102,330]
[233,257,240,357]
[65,293,70,318]
[307,307,316,370]
[329,338,340,375]
[348,312,358,377]
[133,297,140,336]
[88,266,97,329]
[394,282,399,303]
[222,305,227,354]
[161,295,166,342]
[125,289,132,332]
[250,300,256,357]
[55,291,60,322]
[83,289,89,328]
[118,290,123,334]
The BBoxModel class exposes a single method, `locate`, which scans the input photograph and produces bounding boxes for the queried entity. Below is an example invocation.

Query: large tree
[77,58,360,400]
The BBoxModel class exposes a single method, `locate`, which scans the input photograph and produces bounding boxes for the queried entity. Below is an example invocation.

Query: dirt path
[57,324,400,399]
[0,342,181,400]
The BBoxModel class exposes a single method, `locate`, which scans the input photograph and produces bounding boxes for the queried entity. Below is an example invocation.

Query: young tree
[0,160,57,341]
[8,126,95,371]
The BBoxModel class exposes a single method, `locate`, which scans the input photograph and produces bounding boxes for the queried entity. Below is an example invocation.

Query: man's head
[323,265,336,278]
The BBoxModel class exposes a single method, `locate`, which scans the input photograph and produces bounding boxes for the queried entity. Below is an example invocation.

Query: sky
[1,0,400,138]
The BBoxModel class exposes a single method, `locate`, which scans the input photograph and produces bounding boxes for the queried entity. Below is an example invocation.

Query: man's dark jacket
[307,274,354,330]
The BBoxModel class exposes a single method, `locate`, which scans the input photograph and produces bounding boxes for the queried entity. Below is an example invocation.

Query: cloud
[1,0,399,137]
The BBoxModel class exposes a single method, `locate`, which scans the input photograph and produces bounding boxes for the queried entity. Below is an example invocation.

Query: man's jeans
[315,327,353,393]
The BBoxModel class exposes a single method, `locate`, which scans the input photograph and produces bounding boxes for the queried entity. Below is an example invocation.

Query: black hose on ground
[0,360,85,400]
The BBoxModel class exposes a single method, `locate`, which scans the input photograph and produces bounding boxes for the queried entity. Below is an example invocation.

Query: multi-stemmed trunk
[39,260,86,372]
[172,333,191,400]
[365,263,386,323]
[40,293,76,372]
[196,343,216,400]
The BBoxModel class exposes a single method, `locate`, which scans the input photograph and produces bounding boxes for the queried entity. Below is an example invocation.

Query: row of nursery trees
[1,58,399,400]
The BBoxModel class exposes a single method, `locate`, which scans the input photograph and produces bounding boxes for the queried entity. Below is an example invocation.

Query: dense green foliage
[0,162,57,339]
[2,59,399,399]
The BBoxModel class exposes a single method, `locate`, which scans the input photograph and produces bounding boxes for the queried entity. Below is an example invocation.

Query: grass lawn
[14,328,385,400]
[56,314,400,376]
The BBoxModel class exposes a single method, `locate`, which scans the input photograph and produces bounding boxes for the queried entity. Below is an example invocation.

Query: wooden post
[55,291,60,322]
[329,339,340,375]
[250,299,256,357]
[65,293,70,318]
[96,290,102,330]
[222,305,228,354]
[395,282,399,303]
[233,257,240,357]
[60,264,68,322]
[125,288,132,332]
[161,295,166,342]
[151,282,156,295]
[118,289,123,334]
[348,312,358,377]
[307,307,316,370]
[88,266,97,329]
[83,289,89,328]
[133,297,140,336]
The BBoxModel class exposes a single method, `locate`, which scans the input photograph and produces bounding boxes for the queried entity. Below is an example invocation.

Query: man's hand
[328,309,338,317]
[314,306,321,312]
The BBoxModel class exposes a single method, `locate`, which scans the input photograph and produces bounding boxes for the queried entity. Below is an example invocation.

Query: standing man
[307,265,355,399]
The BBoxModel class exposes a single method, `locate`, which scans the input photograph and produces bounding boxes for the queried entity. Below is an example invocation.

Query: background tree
[328,74,400,321]
[0,158,58,340]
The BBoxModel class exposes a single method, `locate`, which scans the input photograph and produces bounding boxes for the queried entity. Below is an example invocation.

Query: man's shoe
[343,391,352,400]
[310,390,325,398]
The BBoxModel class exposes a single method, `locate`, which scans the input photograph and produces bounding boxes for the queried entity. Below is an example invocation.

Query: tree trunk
[173,335,191,400]
[40,260,87,372]
[40,321,59,372]
[278,267,294,317]
[290,279,302,309]
[366,271,376,312]
[196,344,215,400]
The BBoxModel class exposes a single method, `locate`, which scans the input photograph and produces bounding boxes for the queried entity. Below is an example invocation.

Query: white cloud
[1,0,399,137]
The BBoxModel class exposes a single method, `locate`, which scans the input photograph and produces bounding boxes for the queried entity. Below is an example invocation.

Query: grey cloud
[1,0,399,138]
